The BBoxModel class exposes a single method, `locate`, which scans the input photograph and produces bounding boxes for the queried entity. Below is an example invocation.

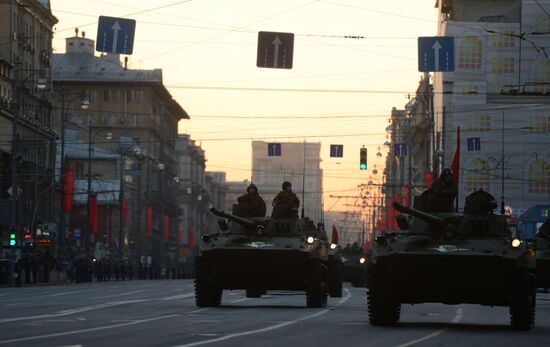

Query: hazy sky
[51,0,438,210]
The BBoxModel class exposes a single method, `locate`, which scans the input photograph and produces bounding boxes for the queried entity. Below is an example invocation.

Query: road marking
[50,290,90,297]
[0,314,180,345]
[159,293,195,300]
[89,289,148,299]
[229,298,247,303]
[0,300,147,324]
[395,307,463,347]
[173,289,352,347]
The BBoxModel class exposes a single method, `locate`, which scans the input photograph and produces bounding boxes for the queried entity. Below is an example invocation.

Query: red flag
[89,195,98,234]
[450,127,460,184]
[63,169,75,212]
[122,197,128,224]
[163,215,169,241]
[331,225,339,244]
[424,172,434,189]
[189,225,195,250]
[146,207,153,236]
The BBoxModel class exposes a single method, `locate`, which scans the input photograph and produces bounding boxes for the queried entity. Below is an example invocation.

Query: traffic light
[360,148,367,170]
[9,231,16,246]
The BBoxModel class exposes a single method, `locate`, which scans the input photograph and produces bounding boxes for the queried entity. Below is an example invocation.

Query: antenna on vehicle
[302,138,306,219]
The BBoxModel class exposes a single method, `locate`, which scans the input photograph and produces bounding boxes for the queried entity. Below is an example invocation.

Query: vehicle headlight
[306,236,315,244]
[330,243,337,250]
[511,238,521,248]
[359,257,366,264]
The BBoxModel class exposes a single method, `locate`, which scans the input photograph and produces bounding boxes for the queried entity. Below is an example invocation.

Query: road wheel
[306,281,328,308]
[367,287,401,325]
[246,289,262,298]
[510,272,536,330]
[194,258,222,307]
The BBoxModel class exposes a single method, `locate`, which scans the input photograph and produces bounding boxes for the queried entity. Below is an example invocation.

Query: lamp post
[158,163,165,268]
[59,91,89,260]
[86,124,112,255]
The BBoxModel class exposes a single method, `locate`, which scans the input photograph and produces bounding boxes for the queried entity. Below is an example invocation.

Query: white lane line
[159,293,195,301]
[0,314,180,345]
[88,289,148,299]
[173,288,352,347]
[50,290,90,297]
[229,298,248,303]
[0,300,147,324]
[394,307,463,347]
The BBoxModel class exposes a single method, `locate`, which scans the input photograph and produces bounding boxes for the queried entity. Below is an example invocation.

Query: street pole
[58,89,66,263]
[86,119,92,255]
[119,151,124,262]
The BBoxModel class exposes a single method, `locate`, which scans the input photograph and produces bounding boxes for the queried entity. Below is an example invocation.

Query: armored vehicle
[535,220,550,290]
[194,208,329,308]
[342,251,367,287]
[326,241,343,297]
[367,191,536,330]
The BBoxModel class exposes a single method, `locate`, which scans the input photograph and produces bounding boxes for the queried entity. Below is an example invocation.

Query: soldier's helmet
[247,183,258,193]
[464,189,498,215]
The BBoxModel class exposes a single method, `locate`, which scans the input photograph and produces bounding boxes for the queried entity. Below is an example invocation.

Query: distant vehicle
[368,192,536,330]
[194,208,329,308]
[535,220,550,291]
[342,251,367,287]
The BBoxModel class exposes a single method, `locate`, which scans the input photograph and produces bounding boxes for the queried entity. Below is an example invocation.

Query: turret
[393,202,447,225]
[210,208,260,229]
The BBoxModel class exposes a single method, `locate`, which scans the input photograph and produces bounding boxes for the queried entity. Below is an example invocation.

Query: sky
[50,0,438,212]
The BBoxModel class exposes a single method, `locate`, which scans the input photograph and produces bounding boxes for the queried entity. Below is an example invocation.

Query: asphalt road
[0,280,549,347]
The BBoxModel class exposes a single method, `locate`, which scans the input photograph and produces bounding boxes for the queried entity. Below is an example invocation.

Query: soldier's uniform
[236,184,266,217]
[272,182,300,218]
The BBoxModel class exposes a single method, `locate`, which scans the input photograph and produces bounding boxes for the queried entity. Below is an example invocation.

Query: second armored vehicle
[194,208,329,308]
[368,191,536,330]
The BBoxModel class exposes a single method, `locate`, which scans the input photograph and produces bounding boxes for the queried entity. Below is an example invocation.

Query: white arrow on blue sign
[467,137,481,151]
[268,143,281,156]
[330,145,344,158]
[418,36,454,72]
[96,16,136,55]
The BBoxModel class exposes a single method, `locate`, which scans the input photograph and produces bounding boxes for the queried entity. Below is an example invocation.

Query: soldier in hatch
[419,168,458,213]
[272,181,300,218]
[236,183,266,218]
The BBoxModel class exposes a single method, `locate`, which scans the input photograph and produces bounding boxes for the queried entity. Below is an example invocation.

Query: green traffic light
[9,233,15,239]
[9,240,16,246]
[360,163,367,170]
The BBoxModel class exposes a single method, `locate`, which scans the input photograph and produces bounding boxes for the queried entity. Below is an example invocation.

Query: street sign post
[393,143,407,157]
[268,143,281,156]
[96,16,136,55]
[467,137,481,151]
[257,31,294,69]
[418,36,454,72]
[330,145,344,158]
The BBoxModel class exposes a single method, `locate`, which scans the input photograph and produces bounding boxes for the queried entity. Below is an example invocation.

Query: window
[128,113,138,126]
[490,57,515,74]
[466,115,491,132]
[491,31,516,48]
[533,60,550,93]
[74,162,85,178]
[127,90,143,103]
[103,89,118,103]
[528,115,550,134]
[528,160,550,194]
[83,90,96,103]
[465,159,490,193]
[458,37,483,70]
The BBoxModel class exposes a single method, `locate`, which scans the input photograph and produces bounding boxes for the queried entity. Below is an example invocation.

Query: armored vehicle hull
[195,210,329,308]
[535,255,550,290]
[368,200,536,330]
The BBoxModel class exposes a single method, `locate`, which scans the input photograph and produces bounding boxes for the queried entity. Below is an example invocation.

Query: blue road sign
[96,16,136,55]
[467,137,481,151]
[418,36,454,72]
[257,31,294,69]
[268,143,281,156]
[394,143,407,157]
[330,144,344,158]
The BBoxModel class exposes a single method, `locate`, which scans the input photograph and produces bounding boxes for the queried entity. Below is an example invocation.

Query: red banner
[63,169,75,212]
[401,186,410,206]
[89,195,98,234]
[424,172,434,189]
[450,126,460,184]
[189,225,195,250]
[122,197,128,224]
[147,207,153,236]
[163,215,169,241]
[331,225,339,244]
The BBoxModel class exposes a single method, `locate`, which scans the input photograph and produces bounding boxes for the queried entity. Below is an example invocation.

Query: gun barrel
[210,208,258,229]
[393,202,446,224]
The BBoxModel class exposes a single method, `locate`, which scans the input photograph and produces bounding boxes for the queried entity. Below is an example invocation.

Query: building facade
[434,0,550,237]
[0,0,57,248]
[52,32,188,266]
